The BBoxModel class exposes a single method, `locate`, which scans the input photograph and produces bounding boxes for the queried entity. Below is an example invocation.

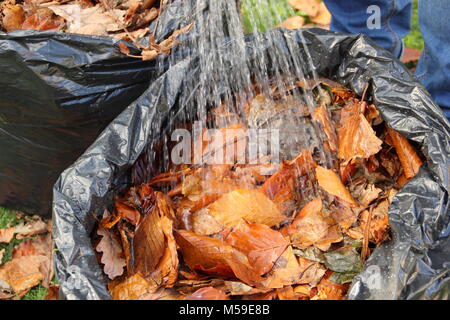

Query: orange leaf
[386,127,422,179]
[315,166,358,207]
[283,198,343,251]
[261,246,303,289]
[0,255,49,293]
[2,4,25,32]
[312,105,338,152]
[277,16,305,30]
[118,42,131,55]
[109,272,157,300]
[0,228,15,243]
[338,101,382,162]
[225,221,289,276]
[207,189,285,229]
[175,230,261,287]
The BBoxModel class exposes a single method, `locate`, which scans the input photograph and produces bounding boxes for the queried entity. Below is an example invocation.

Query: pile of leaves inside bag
[92,79,423,300]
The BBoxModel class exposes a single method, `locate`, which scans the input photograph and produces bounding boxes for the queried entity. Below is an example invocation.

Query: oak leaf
[96,228,126,280]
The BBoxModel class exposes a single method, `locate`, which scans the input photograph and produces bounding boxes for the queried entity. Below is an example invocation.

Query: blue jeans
[323,0,450,120]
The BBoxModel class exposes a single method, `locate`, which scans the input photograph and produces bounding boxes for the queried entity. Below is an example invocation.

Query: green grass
[22,284,48,300]
[0,207,20,229]
[404,0,424,50]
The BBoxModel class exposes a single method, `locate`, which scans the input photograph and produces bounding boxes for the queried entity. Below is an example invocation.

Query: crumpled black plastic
[53,27,450,300]
[0,31,163,216]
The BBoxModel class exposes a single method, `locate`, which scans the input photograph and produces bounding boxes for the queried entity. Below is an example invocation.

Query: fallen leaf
[261,246,303,289]
[297,258,326,286]
[224,221,289,276]
[185,287,229,300]
[338,101,383,162]
[0,228,15,243]
[48,4,125,36]
[207,189,285,229]
[21,8,64,31]
[313,105,338,152]
[0,255,48,293]
[277,286,296,300]
[96,228,126,280]
[175,230,261,287]
[2,4,25,32]
[386,126,423,179]
[14,217,48,239]
[109,272,157,300]
[44,284,59,300]
[316,166,358,207]
[118,42,131,55]
[283,198,343,251]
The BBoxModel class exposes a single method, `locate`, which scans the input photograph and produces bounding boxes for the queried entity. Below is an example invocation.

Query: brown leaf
[283,198,343,251]
[13,234,51,259]
[276,286,296,300]
[313,105,338,152]
[132,210,165,276]
[96,228,126,280]
[261,246,303,289]
[261,150,317,215]
[118,42,131,55]
[386,126,423,179]
[0,255,48,293]
[44,284,59,300]
[185,286,229,300]
[316,166,358,207]
[14,217,48,240]
[22,8,64,31]
[175,230,261,287]
[2,4,25,32]
[141,48,159,61]
[207,189,285,229]
[109,272,157,300]
[48,4,125,36]
[224,221,289,276]
[297,258,326,286]
[338,101,383,162]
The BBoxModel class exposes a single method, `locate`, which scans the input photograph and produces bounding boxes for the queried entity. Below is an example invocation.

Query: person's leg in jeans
[323,0,412,58]
[415,0,450,119]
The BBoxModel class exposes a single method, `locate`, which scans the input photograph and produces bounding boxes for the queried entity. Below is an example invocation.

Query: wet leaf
[175,230,261,287]
[2,4,25,32]
[313,105,338,152]
[185,287,229,300]
[283,198,343,251]
[316,166,358,207]
[338,101,383,162]
[224,221,289,276]
[261,246,303,289]
[207,189,285,229]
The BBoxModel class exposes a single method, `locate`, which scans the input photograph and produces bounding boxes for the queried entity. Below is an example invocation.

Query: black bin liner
[0,31,161,216]
[53,28,450,300]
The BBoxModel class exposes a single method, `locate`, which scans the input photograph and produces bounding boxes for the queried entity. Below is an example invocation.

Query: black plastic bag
[0,31,161,216]
[53,28,450,300]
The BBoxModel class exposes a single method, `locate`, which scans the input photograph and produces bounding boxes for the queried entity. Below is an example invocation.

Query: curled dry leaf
[338,101,383,162]
[315,166,358,207]
[386,126,423,179]
[185,286,229,300]
[207,189,285,229]
[283,198,343,251]
[96,228,126,280]
[224,220,289,276]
